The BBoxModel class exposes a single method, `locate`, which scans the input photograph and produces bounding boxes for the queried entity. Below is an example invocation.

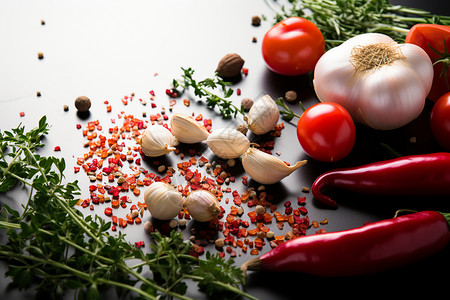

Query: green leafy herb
[270,0,450,50]
[275,97,303,121]
[172,67,245,119]
[0,116,257,300]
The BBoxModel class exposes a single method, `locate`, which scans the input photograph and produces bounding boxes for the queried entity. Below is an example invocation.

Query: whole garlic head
[144,182,184,220]
[170,113,210,143]
[242,147,307,184]
[245,94,279,135]
[184,190,221,222]
[140,125,178,157]
[206,128,250,159]
[313,33,433,130]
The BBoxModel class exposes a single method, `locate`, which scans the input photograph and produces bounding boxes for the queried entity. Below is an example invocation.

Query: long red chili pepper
[241,211,450,277]
[311,152,450,208]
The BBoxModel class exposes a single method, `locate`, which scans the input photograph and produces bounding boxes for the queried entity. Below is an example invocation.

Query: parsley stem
[185,275,259,300]
[0,250,159,300]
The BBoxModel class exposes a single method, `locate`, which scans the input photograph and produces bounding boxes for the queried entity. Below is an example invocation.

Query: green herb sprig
[172,67,245,119]
[270,0,450,50]
[0,116,257,300]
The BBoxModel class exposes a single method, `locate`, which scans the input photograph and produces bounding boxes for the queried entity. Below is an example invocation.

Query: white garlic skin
[246,94,279,135]
[170,113,210,143]
[206,128,250,159]
[140,125,178,157]
[144,182,184,220]
[241,147,307,184]
[184,190,221,222]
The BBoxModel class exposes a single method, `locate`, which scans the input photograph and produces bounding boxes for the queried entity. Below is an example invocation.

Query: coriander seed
[285,90,297,102]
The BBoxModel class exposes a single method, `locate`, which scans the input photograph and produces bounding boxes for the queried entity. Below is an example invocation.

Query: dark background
[1,0,449,299]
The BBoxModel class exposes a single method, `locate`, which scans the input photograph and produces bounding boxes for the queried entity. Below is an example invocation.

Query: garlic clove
[140,125,178,157]
[242,147,307,184]
[144,182,184,220]
[245,94,279,135]
[170,113,210,143]
[184,190,221,222]
[206,127,250,159]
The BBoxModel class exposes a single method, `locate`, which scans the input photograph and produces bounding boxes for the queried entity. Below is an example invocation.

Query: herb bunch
[0,116,257,300]
[172,67,245,119]
[271,0,450,50]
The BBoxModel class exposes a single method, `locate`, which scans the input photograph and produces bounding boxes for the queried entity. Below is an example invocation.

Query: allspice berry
[251,15,261,26]
[75,96,91,112]
[215,53,245,78]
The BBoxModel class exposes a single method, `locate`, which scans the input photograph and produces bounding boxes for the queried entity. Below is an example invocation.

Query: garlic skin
[170,113,210,143]
[144,182,184,220]
[245,94,280,135]
[184,190,221,222]
[140,125,178,157]
[242,147,307,184]
[206,128,250,159]
[313,33,433,130]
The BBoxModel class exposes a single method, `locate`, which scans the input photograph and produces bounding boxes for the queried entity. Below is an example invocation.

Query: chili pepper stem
[240,257,262,277]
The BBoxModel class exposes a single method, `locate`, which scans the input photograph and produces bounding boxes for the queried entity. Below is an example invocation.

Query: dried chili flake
[298,206,308,215]
[104,207,113,216]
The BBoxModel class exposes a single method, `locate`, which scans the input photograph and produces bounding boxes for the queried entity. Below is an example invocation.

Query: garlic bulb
[206,128,250,159]
[242,147,307,184]
[184,190,221,222]
[170,113,210,143]
[313,33,433,130]
[245,94,279,135]
[140,125,178,157]
[144,182,184,220]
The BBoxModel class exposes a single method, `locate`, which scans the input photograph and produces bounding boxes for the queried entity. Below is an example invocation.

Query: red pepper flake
[236,88,241,96]
[242,68,249,75]
[104,207,113,216]
[19,112,25,117]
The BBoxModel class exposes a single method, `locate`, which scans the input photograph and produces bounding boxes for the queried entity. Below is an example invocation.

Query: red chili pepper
[241,211,450,277]
[312,152,450,208]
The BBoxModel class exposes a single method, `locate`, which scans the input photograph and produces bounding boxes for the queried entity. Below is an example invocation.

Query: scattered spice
[75,96,91,112]
[251,15,261,26]
[215,53,245,79]
[38,52,44,59]
[285,90,297,102]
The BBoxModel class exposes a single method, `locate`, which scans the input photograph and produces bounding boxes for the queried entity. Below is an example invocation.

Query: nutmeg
[75,96,91,112]
[215,53,245,78]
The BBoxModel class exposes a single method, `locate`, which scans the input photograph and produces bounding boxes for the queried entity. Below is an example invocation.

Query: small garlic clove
[206,127,250,159]
[242,147,307,184]
[140,125,178,157]
[245,94,280,135]
[170,113,210,143]
[184,190,221,222]
[144,182,184,220]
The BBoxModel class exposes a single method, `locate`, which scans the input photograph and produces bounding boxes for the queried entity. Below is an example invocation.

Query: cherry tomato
[297,102,355,162]
[405,24,450,102]
[262,17,325,76]
[430,92,450,150]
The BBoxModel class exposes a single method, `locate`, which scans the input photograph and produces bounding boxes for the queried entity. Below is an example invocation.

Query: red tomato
[297,102,355,162]
[405,24,450,102]
[430,92,450,150]
[262,17,325,76]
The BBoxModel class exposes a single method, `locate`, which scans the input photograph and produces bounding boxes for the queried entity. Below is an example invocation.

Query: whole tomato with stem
[262,17,325,76]
[405,24,450,102]
[297,102,355,162]
[430,92,450,150]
